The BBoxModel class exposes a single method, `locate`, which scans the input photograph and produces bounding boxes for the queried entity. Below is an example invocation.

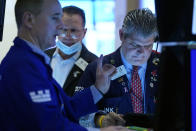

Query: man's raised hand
[95,55,116,94]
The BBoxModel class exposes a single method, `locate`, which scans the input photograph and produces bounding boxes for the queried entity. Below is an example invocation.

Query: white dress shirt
[50,48,81,87]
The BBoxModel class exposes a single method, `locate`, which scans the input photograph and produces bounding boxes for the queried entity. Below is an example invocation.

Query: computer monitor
[155,0,196,42]
[156,43,196,131]
[0,0,6,41]
[191,49,196,131]
[154,0,196,130]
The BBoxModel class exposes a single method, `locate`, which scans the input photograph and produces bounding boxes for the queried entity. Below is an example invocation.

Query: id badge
[75,58,88,71]
[111,65,127,80]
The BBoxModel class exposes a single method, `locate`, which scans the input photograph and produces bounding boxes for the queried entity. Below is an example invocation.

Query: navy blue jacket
[77,48,160,114]
[0,37,97,131]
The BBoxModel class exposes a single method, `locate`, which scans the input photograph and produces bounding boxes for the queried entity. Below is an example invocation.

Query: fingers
[97,54,103,72]
[108,112,126,125]
[119,114,124,118]
[102,64,116,76]
[95,54,116,94]
[102,112,126,128]
[109,112,125,121]
[97,54,116,76]
[110,69,117,77]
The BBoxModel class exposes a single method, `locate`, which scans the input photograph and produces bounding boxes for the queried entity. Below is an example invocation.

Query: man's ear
[119,29,124,41]
[22,11,35,29]
[81,28,87,42]
[83,28,87,37]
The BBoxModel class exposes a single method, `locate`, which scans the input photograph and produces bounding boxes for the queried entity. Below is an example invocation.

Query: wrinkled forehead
[62,13,84,28]
[125,33,155,46]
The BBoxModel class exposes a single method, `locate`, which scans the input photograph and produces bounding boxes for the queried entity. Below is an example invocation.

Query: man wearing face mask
[45,6,97,96]
[45,5,132,128]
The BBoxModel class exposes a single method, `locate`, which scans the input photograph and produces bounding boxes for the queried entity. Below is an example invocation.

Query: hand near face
[101,112,126,128]
[95,55,116,94]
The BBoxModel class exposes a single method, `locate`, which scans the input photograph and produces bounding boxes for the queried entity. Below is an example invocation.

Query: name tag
[75,58,88,71]
[111,65,127,80]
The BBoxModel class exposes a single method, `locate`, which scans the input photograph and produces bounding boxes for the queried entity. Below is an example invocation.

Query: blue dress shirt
[120,48,147,113]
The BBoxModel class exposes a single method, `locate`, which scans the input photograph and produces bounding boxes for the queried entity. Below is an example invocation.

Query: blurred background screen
[191,49,196,131]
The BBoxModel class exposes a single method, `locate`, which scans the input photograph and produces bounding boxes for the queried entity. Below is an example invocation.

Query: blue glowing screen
[191,49,196,131]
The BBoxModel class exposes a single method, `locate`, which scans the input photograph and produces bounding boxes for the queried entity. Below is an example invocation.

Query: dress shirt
[120,48,147,113]
[50,48,102,104]
[50,48,81,87]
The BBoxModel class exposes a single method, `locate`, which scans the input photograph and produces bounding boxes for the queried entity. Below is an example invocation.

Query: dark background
[155,0,196,42]
[154,0,194,130]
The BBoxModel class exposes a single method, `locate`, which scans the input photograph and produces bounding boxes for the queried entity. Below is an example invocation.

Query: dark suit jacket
[45,44,97,96]
[77,48,160,114]
[0,37,97,130]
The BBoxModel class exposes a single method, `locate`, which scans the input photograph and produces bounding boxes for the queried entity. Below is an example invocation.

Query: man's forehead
[41,0,62,14]
[62,14,82,22]
[62,17,83,28]
[126,33,155,43]
[125,35,155,45]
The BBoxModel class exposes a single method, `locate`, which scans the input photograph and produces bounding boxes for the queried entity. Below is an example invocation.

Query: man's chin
[131,60,145,66]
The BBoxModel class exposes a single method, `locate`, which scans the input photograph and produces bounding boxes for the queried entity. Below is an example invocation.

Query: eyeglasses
[59,28,85,40]
[125,40,154,49]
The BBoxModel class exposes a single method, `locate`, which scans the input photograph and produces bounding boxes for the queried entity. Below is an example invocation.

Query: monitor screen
[155,0,196,42]
[192,0,196,34]
[157,44,196,131]
[191,49,196,131]
[157,44,193,130]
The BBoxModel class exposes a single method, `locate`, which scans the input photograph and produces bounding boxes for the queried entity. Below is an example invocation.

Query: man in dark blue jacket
[77,9,160,119]
[0,0,130,131]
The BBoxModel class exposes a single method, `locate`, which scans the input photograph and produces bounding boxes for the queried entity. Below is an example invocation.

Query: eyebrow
[127,40,137,45]
[128,40,154,47]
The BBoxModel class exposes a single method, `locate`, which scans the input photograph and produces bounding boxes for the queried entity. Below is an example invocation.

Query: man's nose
[138,46,145,53]
[65,30,72,38]
[59,19,64,29]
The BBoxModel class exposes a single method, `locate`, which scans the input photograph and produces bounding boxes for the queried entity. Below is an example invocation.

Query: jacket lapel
[145,52,160,113]
[63,45,89,95]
